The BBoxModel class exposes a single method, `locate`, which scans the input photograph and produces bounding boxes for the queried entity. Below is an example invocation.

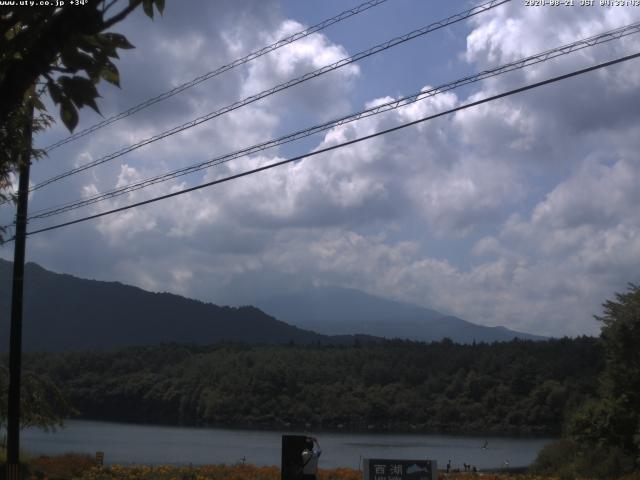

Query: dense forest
[20,336,601,435]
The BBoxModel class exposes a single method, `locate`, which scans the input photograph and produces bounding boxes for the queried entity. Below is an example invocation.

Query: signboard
[363,459,436,480]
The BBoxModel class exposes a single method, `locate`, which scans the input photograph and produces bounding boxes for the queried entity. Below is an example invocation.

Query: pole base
[3,463,27,480]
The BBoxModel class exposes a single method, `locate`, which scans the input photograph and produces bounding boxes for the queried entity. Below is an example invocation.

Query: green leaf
[60,99,78,132]
[77,34,102,51]
[4,24,20,41]
[100,61,120,87]
[60,47,96,75]
[92,34,120,59]
[47,82,64,105]
[142,0,154,19]
[102,33,135,50]
[154,0,165,15]
[59,76,101,114]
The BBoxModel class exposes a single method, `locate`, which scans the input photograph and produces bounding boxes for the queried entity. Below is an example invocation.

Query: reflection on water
[344,442,481,448]
[22,420,554,470]
[345,443,433,448]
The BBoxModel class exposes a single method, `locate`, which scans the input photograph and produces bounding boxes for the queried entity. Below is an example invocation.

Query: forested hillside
[0,260,543,349]
[0,260,373,351]
[22,337,601,434]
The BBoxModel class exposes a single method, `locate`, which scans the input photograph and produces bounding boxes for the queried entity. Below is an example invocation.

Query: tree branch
[102,0,120,15]
[101,0,142,30]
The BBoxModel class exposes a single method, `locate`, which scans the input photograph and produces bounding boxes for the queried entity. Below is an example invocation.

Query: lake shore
[20,419,553,470]
[70,415,558,437]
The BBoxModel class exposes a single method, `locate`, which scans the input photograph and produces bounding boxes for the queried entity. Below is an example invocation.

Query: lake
[21,420,554,470]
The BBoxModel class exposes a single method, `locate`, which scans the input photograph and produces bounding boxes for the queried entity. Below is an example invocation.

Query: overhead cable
[25,20,640,221]
[43,0,390,152]
[31,0,510,191]
[13,50,639,239]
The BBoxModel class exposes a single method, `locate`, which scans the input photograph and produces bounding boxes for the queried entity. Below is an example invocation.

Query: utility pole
[6,101,34,480]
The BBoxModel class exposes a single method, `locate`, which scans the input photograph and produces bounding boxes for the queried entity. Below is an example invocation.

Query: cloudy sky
[2,0,640,337]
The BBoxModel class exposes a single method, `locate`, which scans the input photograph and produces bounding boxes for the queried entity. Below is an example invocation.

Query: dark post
[282,435,319,480]
[282,435,310,480]
[6,102,33,479]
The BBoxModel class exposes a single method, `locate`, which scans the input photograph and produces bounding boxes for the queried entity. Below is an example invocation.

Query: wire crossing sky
[16,51,640,238]
[31,0,510,192]
[23,20,640,223]
[42,0,390,153]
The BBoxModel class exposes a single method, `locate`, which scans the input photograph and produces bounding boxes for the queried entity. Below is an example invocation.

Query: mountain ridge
[0,259,544,351]
[255,285,545,343]
[0,259,374,352]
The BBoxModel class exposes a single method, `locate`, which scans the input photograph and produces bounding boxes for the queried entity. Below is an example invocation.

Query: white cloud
[240,19,360,121]
[530,158,640,230]
[5,1,640,340]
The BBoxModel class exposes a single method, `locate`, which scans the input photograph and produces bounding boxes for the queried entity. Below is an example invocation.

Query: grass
[0,448,32,464]
[2,453,639,480]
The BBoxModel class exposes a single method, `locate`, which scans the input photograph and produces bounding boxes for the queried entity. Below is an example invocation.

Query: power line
[30,0,510,192]
[43,0,390,152]
[13,50,639,240]
[25,21,640,221]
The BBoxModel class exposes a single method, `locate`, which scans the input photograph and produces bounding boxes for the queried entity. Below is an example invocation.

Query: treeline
[23,337,601,435]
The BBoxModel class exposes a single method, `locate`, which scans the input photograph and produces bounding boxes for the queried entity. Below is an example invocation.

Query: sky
[2,0,640,337]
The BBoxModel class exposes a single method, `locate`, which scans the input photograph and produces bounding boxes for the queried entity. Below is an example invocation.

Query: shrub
[531,438,635,479]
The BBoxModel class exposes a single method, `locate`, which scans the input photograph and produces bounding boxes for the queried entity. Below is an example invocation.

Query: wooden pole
[6,101,33,479]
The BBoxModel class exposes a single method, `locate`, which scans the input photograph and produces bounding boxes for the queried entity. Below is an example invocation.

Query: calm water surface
[22,420,554,470]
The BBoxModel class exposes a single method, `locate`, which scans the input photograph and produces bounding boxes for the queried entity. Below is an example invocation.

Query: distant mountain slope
[0,260,369,352]
[255,286,545,343]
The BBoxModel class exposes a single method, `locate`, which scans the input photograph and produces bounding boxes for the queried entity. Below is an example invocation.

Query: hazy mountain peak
[0,260,544,351]
[255,285,546,343]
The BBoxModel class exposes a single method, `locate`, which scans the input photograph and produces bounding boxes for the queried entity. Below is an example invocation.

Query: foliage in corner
[0,87,52,210]
[567,283,640,474]
[531,438,636,480]
[0,0,165,212]
[0,0,165,130]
